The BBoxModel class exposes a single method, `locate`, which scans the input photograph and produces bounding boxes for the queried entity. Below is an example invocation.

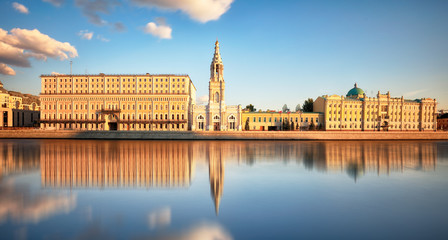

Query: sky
[1,0,447,110]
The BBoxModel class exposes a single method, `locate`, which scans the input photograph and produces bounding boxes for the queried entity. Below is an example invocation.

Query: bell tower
[209,40,225,105]
[208,40,226,131]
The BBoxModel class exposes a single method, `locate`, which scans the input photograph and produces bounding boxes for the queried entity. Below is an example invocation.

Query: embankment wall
[0,130,448,140]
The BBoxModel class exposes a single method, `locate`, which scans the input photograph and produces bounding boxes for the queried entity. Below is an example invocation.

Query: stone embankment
[0,130,448,140]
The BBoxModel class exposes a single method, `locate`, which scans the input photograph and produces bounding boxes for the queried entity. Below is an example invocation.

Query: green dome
[346,83,365,97]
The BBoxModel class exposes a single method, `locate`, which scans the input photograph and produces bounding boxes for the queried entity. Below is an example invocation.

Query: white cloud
[78,30,94,40]
[143,20,172,39]
[0,28,78,75]
[132,0,234,23]
[148,207,171,229]
[0,63,16,76]
[51,71,61,75]
[43,0,64,7]
[12,2,29,14]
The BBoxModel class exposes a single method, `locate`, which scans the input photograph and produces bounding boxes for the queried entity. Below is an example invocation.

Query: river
[1,140,447,239]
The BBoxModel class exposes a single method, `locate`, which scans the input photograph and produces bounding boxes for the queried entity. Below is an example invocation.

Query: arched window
[228,115,236,130]
[197,115,205,130]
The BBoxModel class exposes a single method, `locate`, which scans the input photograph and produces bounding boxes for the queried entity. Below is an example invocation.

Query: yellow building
[40,73,196,131]
[242,111,324,131]
[0,80,40,128]
[313,84,437,131]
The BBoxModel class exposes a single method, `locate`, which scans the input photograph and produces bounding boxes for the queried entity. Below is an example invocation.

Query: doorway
[109,122,118,130]
[214,122,220,131]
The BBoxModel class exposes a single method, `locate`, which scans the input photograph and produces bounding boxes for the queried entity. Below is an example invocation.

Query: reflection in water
[0,141,40,179]
[148,207,171,230]
[208,143,224,216]
[39,141,194,188]
[0,140,440,217]
[0,178,76,224]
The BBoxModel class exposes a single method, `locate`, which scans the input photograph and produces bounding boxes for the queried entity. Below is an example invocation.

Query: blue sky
[1,0,447,110]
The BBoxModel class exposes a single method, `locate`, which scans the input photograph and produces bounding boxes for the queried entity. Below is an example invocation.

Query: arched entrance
[213,115,220,131]
[107,114,118,130]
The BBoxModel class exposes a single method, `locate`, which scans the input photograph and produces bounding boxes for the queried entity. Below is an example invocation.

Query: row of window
[44,102,186,111]
[250,117,319,123]
[327,124,434,129]
[44,113,185,121]
[42,123,186,130]
[46,83,186,89]
[328,103,434,111]
[43,89,187,94]
[328,117,433,122]
[44,78,187,83]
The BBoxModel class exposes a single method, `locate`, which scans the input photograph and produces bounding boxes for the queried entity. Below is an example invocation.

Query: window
[198,115,205,130]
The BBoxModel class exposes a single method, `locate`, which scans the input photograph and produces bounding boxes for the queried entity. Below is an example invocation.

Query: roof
[346,83,365,97]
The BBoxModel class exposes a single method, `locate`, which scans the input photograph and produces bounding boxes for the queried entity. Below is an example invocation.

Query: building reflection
[0,140,40,179]
[207,143,224,215]
[320,142,437,180]
[40,141,194,188]
[0,140,440,216]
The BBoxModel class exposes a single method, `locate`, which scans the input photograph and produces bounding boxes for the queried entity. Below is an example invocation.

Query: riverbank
[1,130,448,140]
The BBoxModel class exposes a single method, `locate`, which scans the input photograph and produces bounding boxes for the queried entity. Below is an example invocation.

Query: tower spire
[210,40,224,82]
[213,40,222,63]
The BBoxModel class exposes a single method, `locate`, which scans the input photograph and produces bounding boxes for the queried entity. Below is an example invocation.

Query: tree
[302,98,314,112]
[245,118,250,131]
[309,121,316,131]
[283,118,290,131]
[245,104,256,112]
[282,104,289,112]
[295,104,301,112]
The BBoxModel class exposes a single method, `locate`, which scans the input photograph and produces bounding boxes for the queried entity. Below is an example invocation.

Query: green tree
[245,118,250,131]
[302,98,314,112]
[245,104,256,112]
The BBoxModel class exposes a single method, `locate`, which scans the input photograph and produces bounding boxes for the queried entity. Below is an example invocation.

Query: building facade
[191,41,242,131]
[242,111,324,131]
[0,80,40,128]
[40,74,196,131]
[313,84,437,131]
[437,112,448,130]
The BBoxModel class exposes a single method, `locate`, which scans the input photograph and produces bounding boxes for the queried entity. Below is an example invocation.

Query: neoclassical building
[40,74,196,131]
[313,84,437,131]
[191,41,242,131]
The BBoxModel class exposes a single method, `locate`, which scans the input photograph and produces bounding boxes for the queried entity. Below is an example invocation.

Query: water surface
[1,140,447,239]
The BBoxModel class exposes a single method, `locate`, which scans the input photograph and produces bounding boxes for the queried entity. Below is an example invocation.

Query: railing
[40,119,106,124]
[99,108,121,114]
